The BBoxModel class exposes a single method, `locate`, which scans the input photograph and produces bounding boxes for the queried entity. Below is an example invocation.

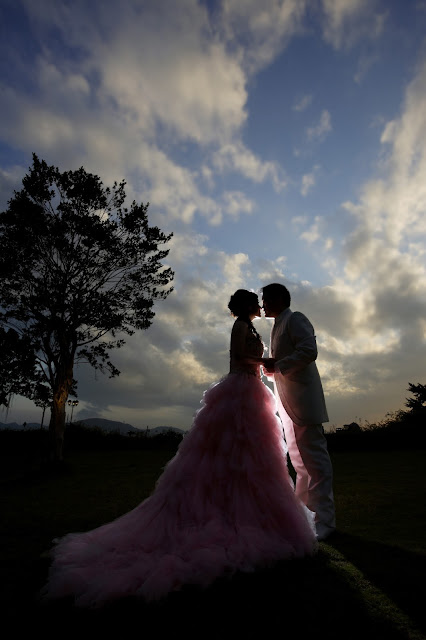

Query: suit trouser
[277,405,336,536]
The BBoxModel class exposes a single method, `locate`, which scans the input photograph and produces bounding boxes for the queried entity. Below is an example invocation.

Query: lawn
[0,445,424,639]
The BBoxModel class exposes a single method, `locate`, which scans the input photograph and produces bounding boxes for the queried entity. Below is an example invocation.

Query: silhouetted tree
[343,422,361,433]
[0,154,173,462]
[0,327,39,405]
[405,383,426,418]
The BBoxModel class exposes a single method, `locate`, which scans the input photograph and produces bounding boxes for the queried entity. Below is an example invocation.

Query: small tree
[405,383,426,416]
[0,154,173,462]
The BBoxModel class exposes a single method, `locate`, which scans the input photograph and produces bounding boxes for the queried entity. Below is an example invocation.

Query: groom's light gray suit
[269,308,335,540]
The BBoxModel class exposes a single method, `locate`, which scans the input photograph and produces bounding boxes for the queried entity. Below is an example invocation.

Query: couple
[42,284,335,608]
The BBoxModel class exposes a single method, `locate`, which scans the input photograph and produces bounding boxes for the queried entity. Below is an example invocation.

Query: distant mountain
[0,417,185,437]
[77,418,141,434]
[77,419,184,437]
[0,421,41,430]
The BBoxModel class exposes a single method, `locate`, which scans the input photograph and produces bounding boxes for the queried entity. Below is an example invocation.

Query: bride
[41,289,317,607]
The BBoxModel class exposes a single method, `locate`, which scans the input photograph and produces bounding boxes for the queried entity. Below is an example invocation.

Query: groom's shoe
[316,525,336,542]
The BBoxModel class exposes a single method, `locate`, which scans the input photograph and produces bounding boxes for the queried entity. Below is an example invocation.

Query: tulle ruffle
[42,373,317,608]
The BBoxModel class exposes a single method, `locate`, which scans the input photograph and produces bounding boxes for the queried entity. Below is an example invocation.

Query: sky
[1,0,426,431]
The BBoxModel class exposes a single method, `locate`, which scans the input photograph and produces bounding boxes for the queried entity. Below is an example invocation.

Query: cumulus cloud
[343,58,426,271]
[222,191,255,219]
[300,56,426,419]
[278,54,426,423]
[17,0,248,145]
[0,0,293,228]
[96,14,248,145]
[212,141,287,191]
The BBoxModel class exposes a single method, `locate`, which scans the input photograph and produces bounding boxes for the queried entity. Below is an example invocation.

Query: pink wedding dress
[42,326,317,607]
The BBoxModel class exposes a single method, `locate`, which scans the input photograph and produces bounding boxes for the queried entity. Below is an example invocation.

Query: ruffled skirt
[42,373,317,607]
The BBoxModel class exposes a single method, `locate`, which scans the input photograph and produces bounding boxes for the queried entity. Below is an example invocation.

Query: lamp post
[67,399,79,424]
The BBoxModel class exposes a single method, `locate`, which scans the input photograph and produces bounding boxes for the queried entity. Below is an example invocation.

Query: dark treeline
[1,383,425,457]
[1,410,424,459]
[0,421,184,456]
[326,410,425,452]
[326,382,426,452]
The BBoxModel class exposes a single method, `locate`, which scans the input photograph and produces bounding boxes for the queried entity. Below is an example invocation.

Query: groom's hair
[262,283,291,308]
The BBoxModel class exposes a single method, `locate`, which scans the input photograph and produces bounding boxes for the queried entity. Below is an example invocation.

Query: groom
[261,283,335,541]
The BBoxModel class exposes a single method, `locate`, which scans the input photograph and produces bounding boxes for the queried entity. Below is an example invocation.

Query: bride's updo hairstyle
[228,289,258,317]
[228,289,262,341]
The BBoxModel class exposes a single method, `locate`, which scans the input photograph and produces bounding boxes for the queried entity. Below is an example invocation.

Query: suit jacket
[270,308,329,426]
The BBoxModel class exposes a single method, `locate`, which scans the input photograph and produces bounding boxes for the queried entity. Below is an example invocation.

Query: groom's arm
[274,312,318,376]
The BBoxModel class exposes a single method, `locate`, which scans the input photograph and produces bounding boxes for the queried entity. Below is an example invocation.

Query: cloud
[220,252,251,288]
[275,54,426,424]
[219,0,307,73]
[222,191,255,219]
[292,94,313,112]
[353,53,379,84]
[291,215,308,227]
[132,145,225,226]
[300,216,322,243]
[0,1,291,228]
[343,57,426,272]
[303,56,426,418]
[17,0,248,146]
[320,0,386,50]
[97,18,248,146]
[306,110,332,141]
[300,164,320,196]
[212,141,287,191]
[0,165,27,210]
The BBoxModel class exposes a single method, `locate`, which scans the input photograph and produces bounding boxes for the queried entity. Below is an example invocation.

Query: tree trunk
[48,360,74,463]
[49,393,66,462]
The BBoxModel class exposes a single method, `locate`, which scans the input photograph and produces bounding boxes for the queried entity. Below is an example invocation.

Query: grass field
[1,446,425,639]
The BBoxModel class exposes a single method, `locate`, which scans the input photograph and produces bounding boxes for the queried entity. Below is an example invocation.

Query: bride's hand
[261,358,276,374]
